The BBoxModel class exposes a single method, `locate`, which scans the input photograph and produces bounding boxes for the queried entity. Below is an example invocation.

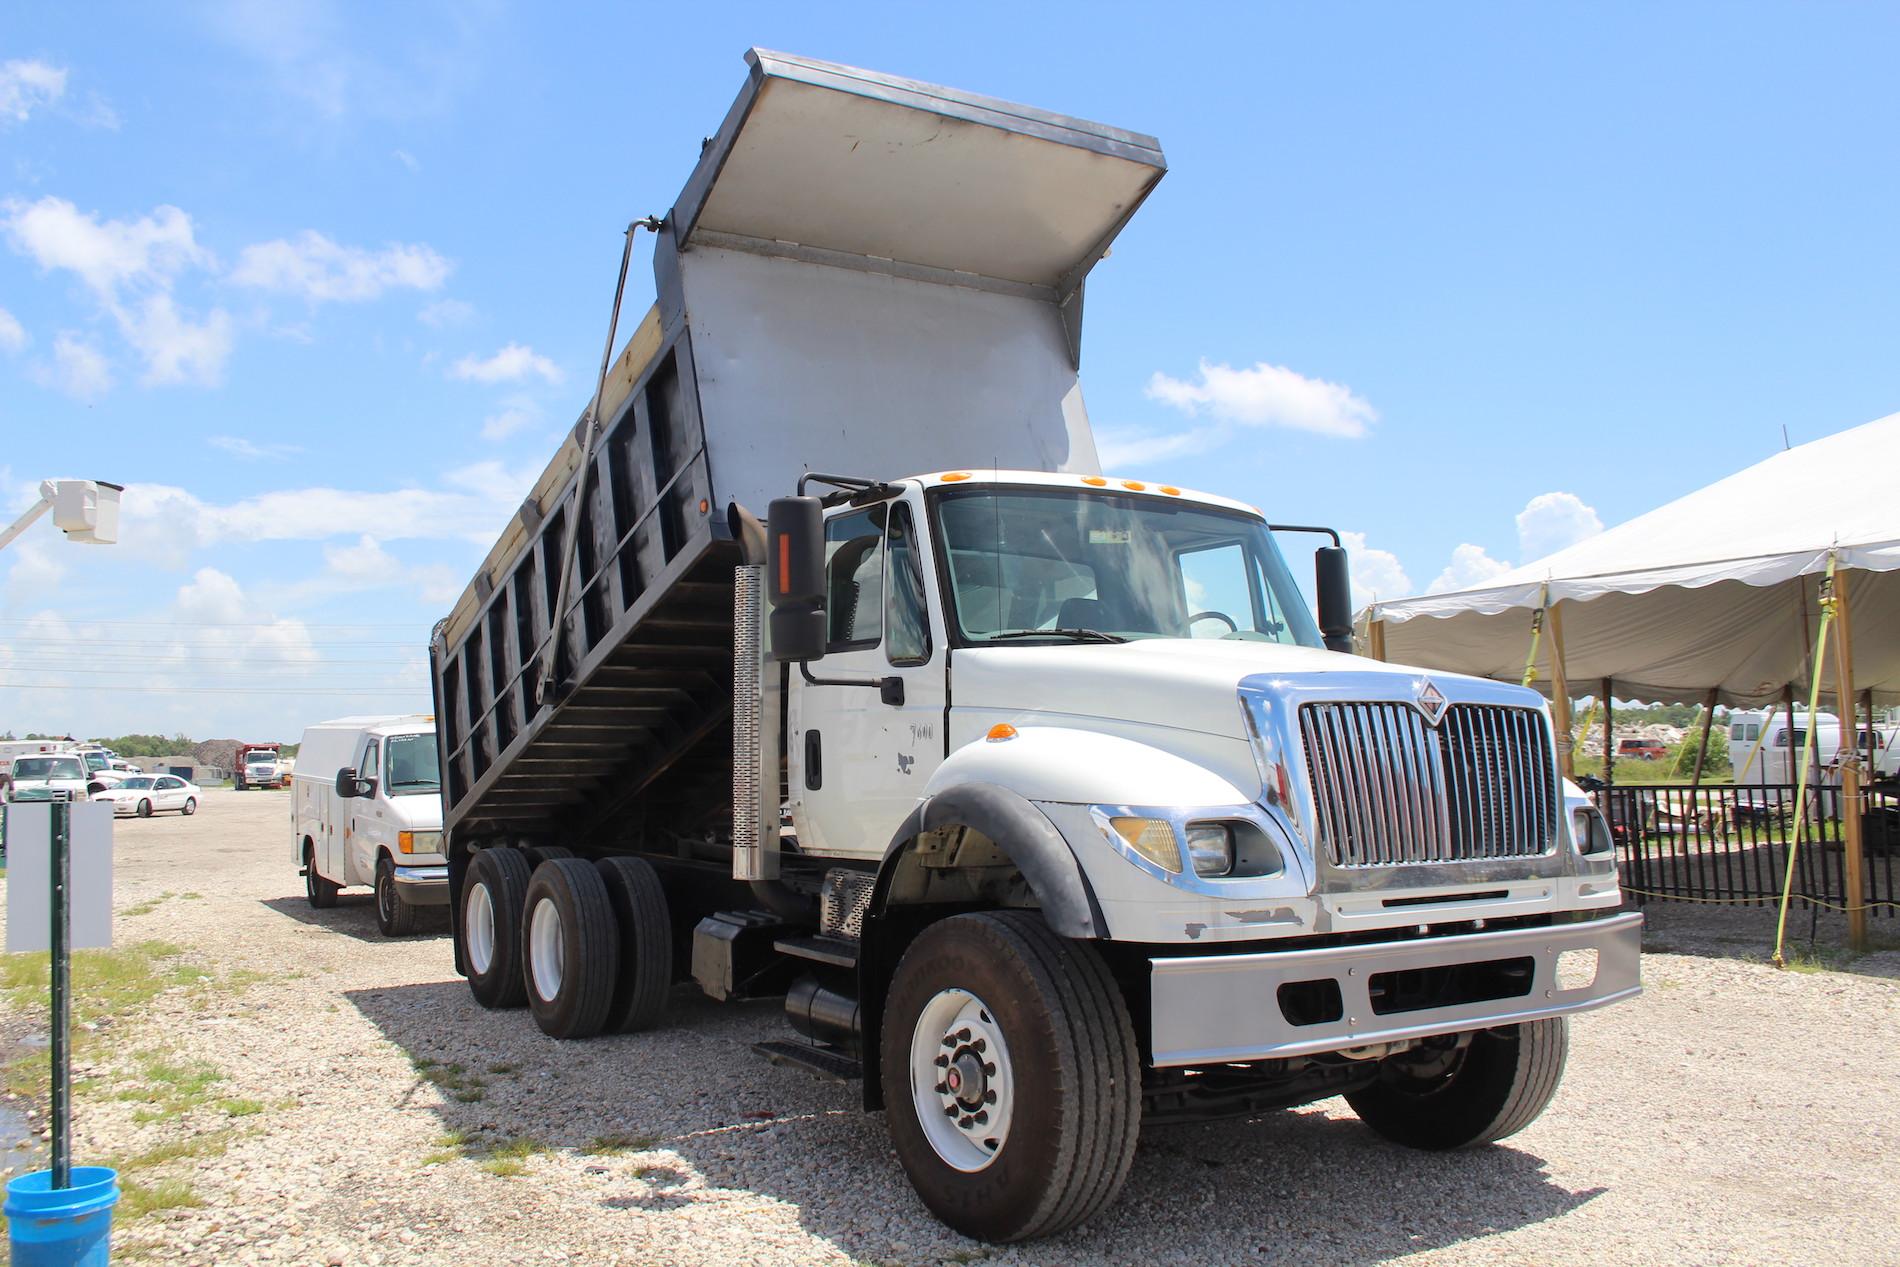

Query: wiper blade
[985,627,1127,645]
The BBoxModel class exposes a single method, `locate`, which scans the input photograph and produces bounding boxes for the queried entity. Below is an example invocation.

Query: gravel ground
[4,788,1897,1266]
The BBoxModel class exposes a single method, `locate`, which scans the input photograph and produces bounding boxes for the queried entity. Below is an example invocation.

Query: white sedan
[91,775,201,818]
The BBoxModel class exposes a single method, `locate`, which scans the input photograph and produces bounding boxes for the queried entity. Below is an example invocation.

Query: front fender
[922,725,1255,807]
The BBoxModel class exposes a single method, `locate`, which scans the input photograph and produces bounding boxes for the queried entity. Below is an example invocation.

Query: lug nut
[983,1063,996,1077]
[935,1082,948,1095]
[984,1089,997,1104]
[956,1028,972,1041]
[974,1110,988,1125]
[934,1054,948,1067]
[971,1038,986,1053]
[959,1115,975,1129]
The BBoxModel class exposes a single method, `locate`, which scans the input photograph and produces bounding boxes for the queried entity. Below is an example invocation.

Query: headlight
[398,830,443,855]
[1572,806,1613,855]
[1185,822,1235,877]
[1108,817,1182,873]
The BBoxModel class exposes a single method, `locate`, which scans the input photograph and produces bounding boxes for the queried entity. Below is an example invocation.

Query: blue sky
[2,2,1896,742]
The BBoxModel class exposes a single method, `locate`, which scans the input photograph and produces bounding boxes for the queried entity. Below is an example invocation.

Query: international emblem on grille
[1415,679,1449,725]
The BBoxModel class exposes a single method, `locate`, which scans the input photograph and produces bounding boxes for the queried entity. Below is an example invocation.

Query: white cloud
[1147,359,1376,439]
[1341,531,1412,601]
[1095,425,1222,471]
[0,60,66,124]
[1427,543,1514,595]
[2,196,211,297]
[393,148,419,172]
[117,293,233,386]
[231,230,451,303]
[35,332,112,401]
[4,539,67,604]
[1516,491,1603,562]
[480,399,540,442]
[451,342,561,386]
[418,298,474,327]
[208,435,300,461]
[0,306,24,353]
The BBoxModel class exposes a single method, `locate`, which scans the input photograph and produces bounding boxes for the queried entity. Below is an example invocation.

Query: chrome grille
[1298,702,1557,866]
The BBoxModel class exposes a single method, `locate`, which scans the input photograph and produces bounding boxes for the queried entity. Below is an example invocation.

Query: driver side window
[360,741,380,784]
[825,506,887,651]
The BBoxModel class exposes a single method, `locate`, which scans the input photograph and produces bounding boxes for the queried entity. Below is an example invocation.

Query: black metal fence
[1597,782,1899,917]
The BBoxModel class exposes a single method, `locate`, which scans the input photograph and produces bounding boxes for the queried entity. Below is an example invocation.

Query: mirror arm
[798,661,906,706]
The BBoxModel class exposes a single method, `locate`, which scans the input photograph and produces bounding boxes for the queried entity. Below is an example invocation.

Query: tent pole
[1688,687,1718,795]
[1860,687,1875,773]
[1368,618,1387,662]
[1831,569,1866,953]
[1601,677,1614,783]
[1547,602,1573,779]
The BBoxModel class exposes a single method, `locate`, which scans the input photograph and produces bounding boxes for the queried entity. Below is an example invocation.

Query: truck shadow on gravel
[260,895,451,944]
[344,980,1604,1266]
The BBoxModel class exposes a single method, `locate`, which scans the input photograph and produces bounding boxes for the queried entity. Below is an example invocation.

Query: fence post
[1601,678,1615,783]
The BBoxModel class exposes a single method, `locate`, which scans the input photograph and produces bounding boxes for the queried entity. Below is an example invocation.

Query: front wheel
[881,911,1139,1243]
[375,856,418,937]
[181,798,197,816]
[1346,1018,1569,1150]
[136,799,152,819]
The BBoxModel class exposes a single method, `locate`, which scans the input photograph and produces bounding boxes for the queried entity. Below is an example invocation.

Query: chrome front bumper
[392,864,450,905]
[1148,911,1642,1067]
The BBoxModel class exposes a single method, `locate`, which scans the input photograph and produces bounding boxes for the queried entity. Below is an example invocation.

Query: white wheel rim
[464,881,496,976]
[909,988,1014,1172]
[528,896,564,1002]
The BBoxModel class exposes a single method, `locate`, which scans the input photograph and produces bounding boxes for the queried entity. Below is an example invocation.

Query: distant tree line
[0,732,299,758]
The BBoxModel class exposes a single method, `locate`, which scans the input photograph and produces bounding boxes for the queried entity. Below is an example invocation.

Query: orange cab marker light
[1160,485,1181,496]
[777,533,791,595]
[698,498,710,514]
[1121,480,1146,491]
[986,723,1018,743]
[941,471,972,482]
[1081,475,1108,487]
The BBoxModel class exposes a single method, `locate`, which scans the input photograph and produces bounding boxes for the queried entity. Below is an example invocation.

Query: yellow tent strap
[1522,583,1550,689]
[1771,553,1839,969]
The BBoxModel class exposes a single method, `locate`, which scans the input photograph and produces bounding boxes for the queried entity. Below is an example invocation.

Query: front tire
[522,859,620,1039]
[375,856,418,937]
[136,799,152,818]
[1346,1018,1569,1150]
[880,911,1139,1243]
[462,848,531,1009]
[181,797,197,816]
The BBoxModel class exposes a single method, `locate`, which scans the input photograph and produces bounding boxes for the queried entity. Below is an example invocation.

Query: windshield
[120,776,155,789]
[383,734,440,794]
[246,753,276,765]
[15,756,85,780]
[931,487,1323,648]
[83,753,107,771]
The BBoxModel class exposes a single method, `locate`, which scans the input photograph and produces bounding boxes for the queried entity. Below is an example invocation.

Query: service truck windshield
[15,757,84,780]
[931,487,1323,648]
[383,734,440,794]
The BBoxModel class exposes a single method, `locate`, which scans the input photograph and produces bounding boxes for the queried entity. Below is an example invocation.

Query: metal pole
[1601,677,1615,783]
[50,800,71,1188]
[1548,602,1573,779]
[1689,687,1719,792]
[1831,569,1867,953]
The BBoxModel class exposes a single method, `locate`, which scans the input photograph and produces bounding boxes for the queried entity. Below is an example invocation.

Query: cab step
[754,1039,861,1083]
[773,934,859,970]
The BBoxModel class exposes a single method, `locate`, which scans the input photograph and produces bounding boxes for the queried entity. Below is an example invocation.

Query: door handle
[804,731,823,791]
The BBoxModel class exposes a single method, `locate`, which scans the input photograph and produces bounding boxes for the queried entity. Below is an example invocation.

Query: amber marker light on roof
[1121,480,1146,491]
[1160,485,1181,495]
[985,723,1018,742]
[941,471,972,482]
[1081,475,1108,486]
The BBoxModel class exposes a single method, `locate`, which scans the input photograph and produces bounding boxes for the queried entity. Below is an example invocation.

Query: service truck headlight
[1185,822,1235,877]
[1572,806,1613,856]
[398,830,443,855]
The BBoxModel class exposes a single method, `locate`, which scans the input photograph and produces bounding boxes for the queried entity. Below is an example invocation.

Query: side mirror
[1315,546,1353,654]
[334,768,373,799]
[766,496,827,663]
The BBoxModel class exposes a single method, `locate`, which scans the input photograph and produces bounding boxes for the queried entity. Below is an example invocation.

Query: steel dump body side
[431,49,1166,846]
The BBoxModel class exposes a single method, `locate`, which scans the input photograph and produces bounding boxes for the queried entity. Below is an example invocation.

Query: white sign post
[4,801,112,1189]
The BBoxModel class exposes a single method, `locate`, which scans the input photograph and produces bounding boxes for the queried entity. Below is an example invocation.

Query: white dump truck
[429,50,1640,1242]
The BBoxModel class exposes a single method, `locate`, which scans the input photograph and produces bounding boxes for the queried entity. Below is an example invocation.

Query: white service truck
[427,50,1641,1243]
[293,715,446,936]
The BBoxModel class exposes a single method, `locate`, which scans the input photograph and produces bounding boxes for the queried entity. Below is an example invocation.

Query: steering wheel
[1189,610,1238,633]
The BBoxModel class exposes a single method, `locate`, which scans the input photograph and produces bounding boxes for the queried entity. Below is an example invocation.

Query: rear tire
[880,911,1140,1243]
[304,843,339,910]
[462,848,531,1009]
[522,859,620,1039]
[596,857,673,1032]
[375,856,419,937]
[1346,1018,1569,1150]
[524,844,574,867]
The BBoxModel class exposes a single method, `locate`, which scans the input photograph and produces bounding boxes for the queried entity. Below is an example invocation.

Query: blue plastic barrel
[5,1166,119,1266]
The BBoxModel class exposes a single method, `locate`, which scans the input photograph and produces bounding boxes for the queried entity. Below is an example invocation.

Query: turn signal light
[399,831,417,854]
[1110,817,1182,873]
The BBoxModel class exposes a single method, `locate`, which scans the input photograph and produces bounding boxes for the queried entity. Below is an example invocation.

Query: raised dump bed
[430,49,1166,848]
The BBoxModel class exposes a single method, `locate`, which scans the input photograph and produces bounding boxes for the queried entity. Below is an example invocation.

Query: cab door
[790,497,948,859]
[345,737,385,886]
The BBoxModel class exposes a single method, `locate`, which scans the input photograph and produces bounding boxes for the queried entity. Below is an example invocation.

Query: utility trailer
[429,49,1642,1243]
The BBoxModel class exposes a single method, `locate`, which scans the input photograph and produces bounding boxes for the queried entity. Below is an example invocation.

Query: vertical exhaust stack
[731,564,778,882]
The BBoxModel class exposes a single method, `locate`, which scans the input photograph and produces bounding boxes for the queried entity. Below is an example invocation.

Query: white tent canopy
[1366,411,1900,707]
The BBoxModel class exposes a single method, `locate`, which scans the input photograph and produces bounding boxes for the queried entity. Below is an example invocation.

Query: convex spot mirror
[1315,546,1353,654]
[767,496,827,663]
[334,767,375,799]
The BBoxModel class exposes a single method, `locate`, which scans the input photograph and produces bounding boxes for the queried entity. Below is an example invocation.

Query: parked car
[1618,738,1669,761]
[91,774,201,818]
